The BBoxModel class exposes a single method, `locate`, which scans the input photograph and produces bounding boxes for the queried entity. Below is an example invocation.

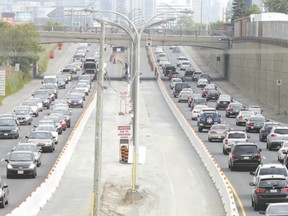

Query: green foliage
[177,15,194,31]
[44,21,64,31]
[210,21,224,30]
[264,0,288,13]
[232,0,261,21]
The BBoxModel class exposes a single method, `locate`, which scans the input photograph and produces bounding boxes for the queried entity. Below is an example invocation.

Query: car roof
[17,142,38,146]
[258,174,287,180]
[227,130,246,134]
[258,163,287,169]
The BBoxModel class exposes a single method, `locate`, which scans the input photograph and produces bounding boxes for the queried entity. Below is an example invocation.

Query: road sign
[276,79,282,86]
[118,125,131,130]
[0,70,5,96]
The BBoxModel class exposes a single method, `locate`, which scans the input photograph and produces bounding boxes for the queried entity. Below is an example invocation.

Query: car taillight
[227,108,232,112]
[248,122,254,126]
[232,154,237,160]
[239,115,243,120]
[210,131,217,134]
[283,150,287,153]
[256,188,265,193]
[271,133,277,137]
[281,188,288,193]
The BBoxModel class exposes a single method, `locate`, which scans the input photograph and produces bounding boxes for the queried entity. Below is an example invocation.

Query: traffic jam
[0,43,97,210]
[155,45,288,215]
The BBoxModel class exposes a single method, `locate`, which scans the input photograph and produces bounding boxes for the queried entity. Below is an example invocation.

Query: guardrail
[148,47,239,216]
[6,89,97,216]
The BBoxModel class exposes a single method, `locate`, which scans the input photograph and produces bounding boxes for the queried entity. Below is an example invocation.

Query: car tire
[6,174,11,179]
[208,137,212,142]
[236,121,239,126]
[15,134,19,139]
[0,198,5,208]
[246,127,249,132]
[230,164,235,171]
[226,113,229,118]
[198,127,203,132]
[253,201,261,211]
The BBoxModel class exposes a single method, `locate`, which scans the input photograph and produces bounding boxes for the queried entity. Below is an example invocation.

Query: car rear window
[228,133,246,139]
[259,179,287,188]
[274,129,288,134]
[259,168,288,176]
[234,145,257,153]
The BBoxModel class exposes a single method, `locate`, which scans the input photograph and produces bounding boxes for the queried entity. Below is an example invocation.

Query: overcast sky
[158,0,229,7]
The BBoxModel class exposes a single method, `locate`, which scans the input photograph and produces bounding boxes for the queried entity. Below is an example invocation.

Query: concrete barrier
[6,90,97,216]
[148,47,239,216]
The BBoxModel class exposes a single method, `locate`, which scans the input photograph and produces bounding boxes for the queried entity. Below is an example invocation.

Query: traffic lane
[141,81,225,216]
[0,79,95,215]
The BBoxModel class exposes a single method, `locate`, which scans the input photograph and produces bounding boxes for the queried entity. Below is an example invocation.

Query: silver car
[208,124,229,142]
[235,110,255,126]
[267,126,288,150]
[12,143,42,167]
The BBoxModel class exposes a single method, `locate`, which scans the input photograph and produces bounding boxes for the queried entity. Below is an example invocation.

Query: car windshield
[250,117,265,122]
[211,125,227,130]
[15,109,29,115]
[282,142,288,148]
[30,132,52,139]
[0,119,16,126]
[267,205,288,214]
[274,129,288,134]
[228,133,246,139]
[10,153,33,161]
[259,168,288,176]
[259,179,287,188]
[37,126,55,132]
[69,94,82,99]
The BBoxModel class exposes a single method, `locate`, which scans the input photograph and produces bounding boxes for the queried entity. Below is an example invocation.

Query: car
[157,52,167,62]
[172,46,180,53]
[259,122,281,142]
[249,175,288,211]
[225,102,246,118]
[248,105,263,115]
[76,83,90,95]
[0,117,19,139]
[215,94,233,110]
[44,114,67,131]
[197,108,221,132]
[206,89,220,101]
[34,125,59,144]
[250,163,288,184]
[176,56,188,67]
[188,93,202,107]
[190,98,208,110]
[222,130,249,155]
[163,65,176,77]
[208,124,229,142]
[70,88,86,100]
[26,131,56,153]
[183,68,195,80]
[228,142,262,171]
[29,97,43,112]
[56,76,67,89]
[4,151,37,178]
[277,142,288,163]
[38,119,62,135]
[267,126,288,151]
[12,143,42,167]
[51,108,71,128]
[201,84,217,97]
[168,71,180,81]
[78,74,93,84]
[191,105,208,120]
[192,71,202,81]
[196,78,209,88]
[67,93,84,108]
[159,58,171,67]
[260,202,288,215]
[246,115,267,132]
[14,107,33,125]
[0,177,8,208]
[173,82,190,98]
[40,84,58,99]
[170,78,182,89]
[32,89,52,109]
[235,110,255,126]
[178,90,193,103]
[154,47,164,54]
[179,61,191,70]
[21,100,40,117]
[199,73,211,83]
[61,69,72,81]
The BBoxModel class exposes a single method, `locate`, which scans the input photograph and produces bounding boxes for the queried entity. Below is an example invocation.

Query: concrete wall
[228,40,288,113]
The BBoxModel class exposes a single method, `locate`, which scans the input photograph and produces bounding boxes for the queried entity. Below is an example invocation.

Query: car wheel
[236,121,239,126]
[0,198,5,208]
[230,164,235,171]
[253,202,260,211]
[198,127,203,132]
[6,173,11,179]
[5,198,8,205]
[226,113,229,118]
[208,137,212,142]
[50,146,54,153]
[37,161,41,167]
[32,171,36,178]
[81,104,83,108]
[15,134,19,139]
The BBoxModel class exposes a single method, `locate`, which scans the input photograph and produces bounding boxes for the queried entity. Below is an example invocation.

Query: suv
[228,143,262,171]
[197,108,221,132]
[176,56,188,67]
[0,117,20,139]
[267,126,288,150]
[222,130,249,155]
[249,175,288,210]
[259,122,281,142]
[250,163,288,184]
[173,82,190,98]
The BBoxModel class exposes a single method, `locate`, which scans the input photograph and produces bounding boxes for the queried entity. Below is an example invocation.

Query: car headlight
[79,100,83,103]
[45,141,52,146]
[12,128,18,132]
[68,100,72,103]
[29,163,36,169]
[7,164,13,169]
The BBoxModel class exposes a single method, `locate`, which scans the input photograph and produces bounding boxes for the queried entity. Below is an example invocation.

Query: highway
[156,46,285,216]
[0,43,98,215]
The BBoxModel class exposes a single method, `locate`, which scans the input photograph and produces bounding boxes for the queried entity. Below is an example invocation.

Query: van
[42,75,57,87]
[173,82,190,98]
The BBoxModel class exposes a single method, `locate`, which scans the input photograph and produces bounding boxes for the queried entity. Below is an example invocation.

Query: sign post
[276,79,282,114]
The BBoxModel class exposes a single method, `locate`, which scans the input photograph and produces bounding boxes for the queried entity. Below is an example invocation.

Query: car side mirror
[249,182,255,186]
[249,171,255,176]
[25,135,28,139]
[3,184,8,189]
[247,135,250,139]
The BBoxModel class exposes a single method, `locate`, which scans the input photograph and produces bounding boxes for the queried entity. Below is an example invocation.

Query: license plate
[244,156,250,160]
[18,170,24,174]
[270,189,277,193]
[4,133,8,136]
[223,102,227,104]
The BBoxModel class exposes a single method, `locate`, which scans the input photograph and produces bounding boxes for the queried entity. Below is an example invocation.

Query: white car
[267,126,288,150]
[76,83,90,95]
[176,56,188,67]
[278,141,288,163]
[170,78,182,89]
[222,130,249,155]
[179,61,191,70]
[22,100,39,117]
[178,90,193,103]
[208,124,229,142]
[197,78,209,88]
[191,105,208,120]
[154,47,164,54]
[248,105,263,115]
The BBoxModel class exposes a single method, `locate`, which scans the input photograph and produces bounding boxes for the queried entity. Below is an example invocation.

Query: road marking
[228,179,247,216]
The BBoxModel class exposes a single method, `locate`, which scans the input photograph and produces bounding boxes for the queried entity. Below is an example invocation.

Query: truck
[83,61,98,81]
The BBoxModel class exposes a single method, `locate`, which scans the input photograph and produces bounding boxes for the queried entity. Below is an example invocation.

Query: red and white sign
[118,125,131,138]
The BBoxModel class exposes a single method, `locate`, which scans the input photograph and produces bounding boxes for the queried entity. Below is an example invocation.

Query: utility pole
[93,21,105,216]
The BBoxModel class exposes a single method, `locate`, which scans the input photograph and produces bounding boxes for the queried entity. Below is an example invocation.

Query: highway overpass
[38,31,230,50]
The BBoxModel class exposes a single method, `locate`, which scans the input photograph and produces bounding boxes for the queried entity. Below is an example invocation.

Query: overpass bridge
[38,31,230,50]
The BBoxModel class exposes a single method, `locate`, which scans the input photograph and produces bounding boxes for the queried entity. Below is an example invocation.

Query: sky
[158,0,229,7]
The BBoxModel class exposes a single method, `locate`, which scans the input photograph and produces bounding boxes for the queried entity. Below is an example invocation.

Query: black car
[190,98,208,110]
[0,117,19,139]
[67,93,84,108]
[4,151,37,178]
[259,122,281,142]
[14,107,33,125]
[246,115,267,132]
[225,102,246,118]
[216,94,233,110]
[32,89,52,109]
[0,177,8,208]
[228,143,262,171]
[26,131,56,153]
[249,175,288,211]
[206,89,220,101]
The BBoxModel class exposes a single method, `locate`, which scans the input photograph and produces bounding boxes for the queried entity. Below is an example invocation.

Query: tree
[176,15,194,31]
[232,0,261,21]
[264,0,288,13]
[210,21,224,30]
